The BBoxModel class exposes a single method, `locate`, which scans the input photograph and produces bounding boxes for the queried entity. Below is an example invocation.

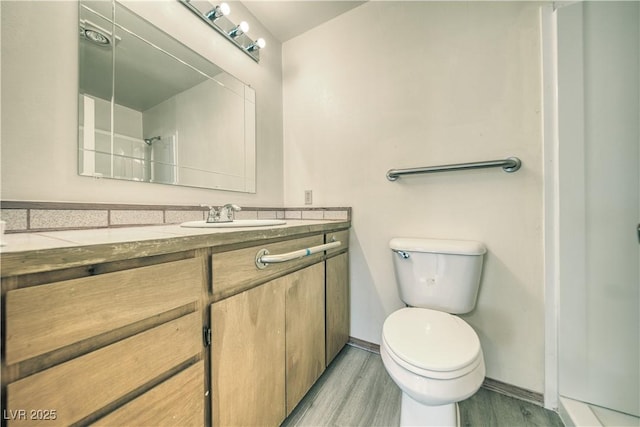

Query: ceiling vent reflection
[79,19,120,47]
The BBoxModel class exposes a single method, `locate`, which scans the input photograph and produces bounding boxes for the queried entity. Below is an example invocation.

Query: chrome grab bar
[255,240,342,269]
[386,157,522,181]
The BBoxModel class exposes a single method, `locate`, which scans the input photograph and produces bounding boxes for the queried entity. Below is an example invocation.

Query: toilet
[381,238,487,426]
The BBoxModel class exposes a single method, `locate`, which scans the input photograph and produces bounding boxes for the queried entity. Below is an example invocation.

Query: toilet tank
[389,238,486,314]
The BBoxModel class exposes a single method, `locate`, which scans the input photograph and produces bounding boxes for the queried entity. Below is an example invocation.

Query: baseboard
[482,377,544,406]
[347,336,544,407]
[347,337,380,354]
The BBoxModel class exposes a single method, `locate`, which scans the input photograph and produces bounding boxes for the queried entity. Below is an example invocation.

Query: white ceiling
[241,1,366,42]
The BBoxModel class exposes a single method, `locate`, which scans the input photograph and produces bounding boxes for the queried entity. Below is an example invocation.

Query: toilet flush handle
[393,250,410,259]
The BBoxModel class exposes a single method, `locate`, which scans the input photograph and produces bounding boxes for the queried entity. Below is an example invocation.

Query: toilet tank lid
[389,238,486,255]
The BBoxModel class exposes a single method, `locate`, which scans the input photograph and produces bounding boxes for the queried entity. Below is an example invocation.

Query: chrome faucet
[204,204,241,223]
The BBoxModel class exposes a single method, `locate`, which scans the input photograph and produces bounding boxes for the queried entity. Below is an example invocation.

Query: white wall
[283,2,545,392]
[1,1,283,206]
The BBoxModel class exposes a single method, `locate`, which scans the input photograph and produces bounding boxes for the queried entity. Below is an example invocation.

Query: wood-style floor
[283,345,564,427]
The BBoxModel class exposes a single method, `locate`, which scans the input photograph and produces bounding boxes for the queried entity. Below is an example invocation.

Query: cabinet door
[326,252,350,365]
[285,262,325,414]
[211,279,286,427]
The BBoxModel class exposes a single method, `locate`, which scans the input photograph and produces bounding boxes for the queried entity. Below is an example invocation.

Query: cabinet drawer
[212,235,324,301]
[7,313,202,426]
[325,230,349,256]
[94,361,204,427]
[5,258,202,365]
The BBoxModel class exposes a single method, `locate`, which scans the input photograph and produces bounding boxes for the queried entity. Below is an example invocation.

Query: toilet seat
[382,307,482,380]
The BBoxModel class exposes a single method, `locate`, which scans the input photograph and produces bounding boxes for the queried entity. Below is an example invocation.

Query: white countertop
[0,220,344,254]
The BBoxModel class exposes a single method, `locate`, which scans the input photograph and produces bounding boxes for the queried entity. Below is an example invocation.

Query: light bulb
[205,3,230,21]
[229,21,249,38]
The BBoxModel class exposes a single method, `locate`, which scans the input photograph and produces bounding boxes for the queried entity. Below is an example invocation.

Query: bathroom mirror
[78,1,256,192]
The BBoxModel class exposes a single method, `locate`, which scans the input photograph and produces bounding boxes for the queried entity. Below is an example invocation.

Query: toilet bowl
[382,238,487,426]
[381,308,485,426]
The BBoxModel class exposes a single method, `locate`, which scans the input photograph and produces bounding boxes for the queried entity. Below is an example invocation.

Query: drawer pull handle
[255,240,342,269]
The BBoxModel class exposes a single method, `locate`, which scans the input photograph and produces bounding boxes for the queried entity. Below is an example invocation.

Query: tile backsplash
[0,202,350,233]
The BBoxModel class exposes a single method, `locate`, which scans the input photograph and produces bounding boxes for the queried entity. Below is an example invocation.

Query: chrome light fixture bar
[180,0,265,63]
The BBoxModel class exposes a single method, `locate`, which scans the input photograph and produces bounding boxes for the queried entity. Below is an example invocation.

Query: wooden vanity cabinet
[2,256,205,426]
[2,223,350,427]
[210,232,348,426]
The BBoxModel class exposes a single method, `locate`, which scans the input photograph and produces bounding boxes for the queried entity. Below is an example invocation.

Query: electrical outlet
[304,190,313,205]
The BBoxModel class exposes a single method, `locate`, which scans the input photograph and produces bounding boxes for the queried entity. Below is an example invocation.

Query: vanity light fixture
[204,2,230,21]
[180,0,265,62]
[228,21,249,38]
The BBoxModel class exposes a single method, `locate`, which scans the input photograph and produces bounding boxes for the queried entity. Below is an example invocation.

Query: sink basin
[180,219,287,228]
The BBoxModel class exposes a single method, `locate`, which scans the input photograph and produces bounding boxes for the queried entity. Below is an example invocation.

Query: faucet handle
[220,204,241,222]
[201,204,219,223]
[222,203,241,212]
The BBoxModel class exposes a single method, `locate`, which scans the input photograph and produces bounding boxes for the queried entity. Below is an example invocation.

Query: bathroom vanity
[0,220,350,426]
